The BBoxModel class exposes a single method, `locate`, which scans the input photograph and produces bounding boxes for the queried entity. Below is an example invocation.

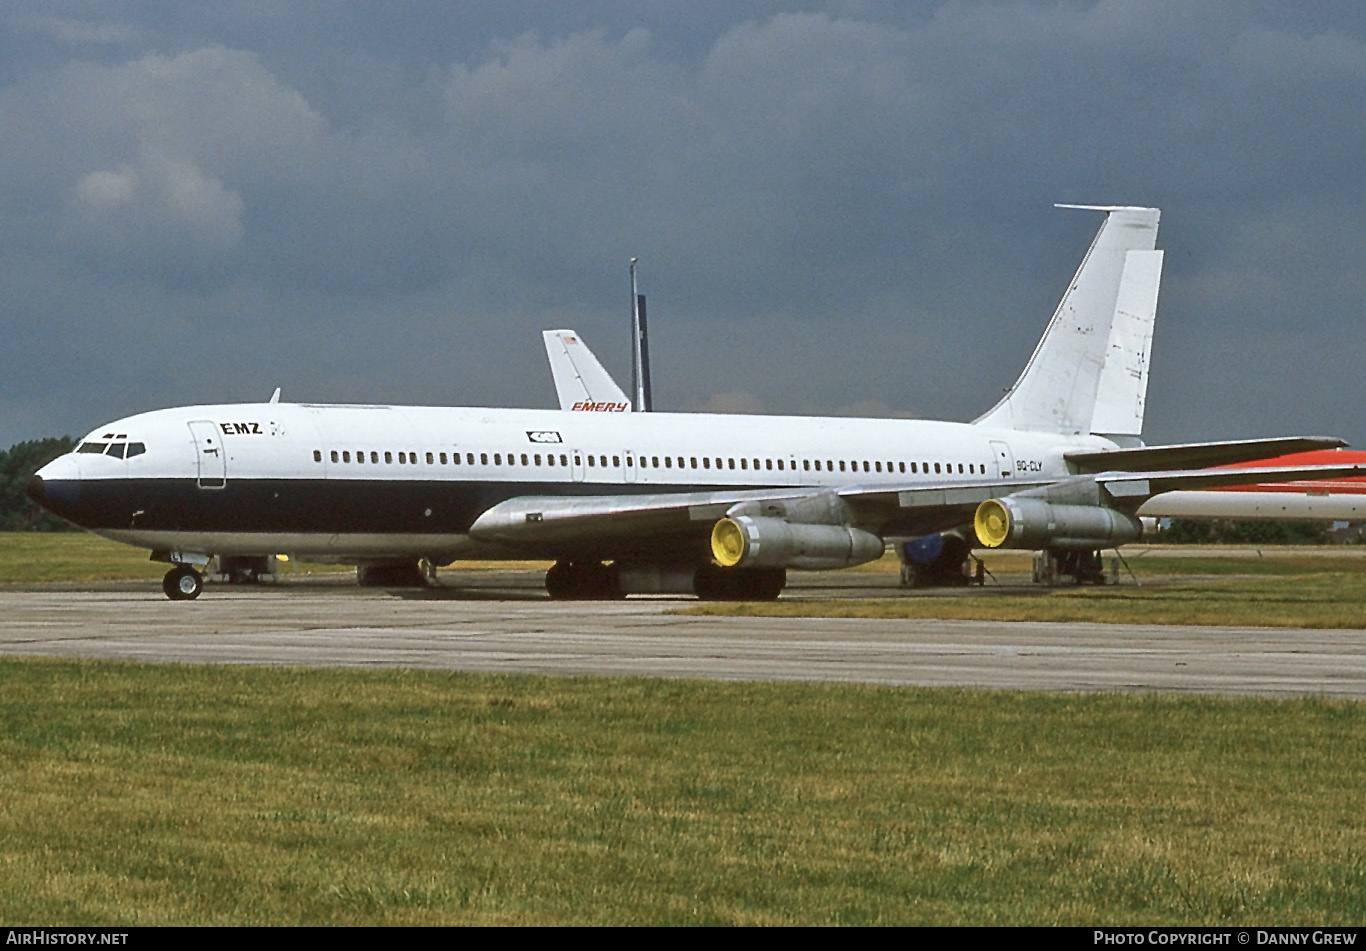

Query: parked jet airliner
[27,206,1361,599]
[1139,450,1366,521]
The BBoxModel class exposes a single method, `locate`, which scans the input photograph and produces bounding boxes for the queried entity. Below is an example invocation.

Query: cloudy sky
[3,1,1364,451]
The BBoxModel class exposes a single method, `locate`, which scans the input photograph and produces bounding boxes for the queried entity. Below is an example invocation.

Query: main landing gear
[691,563,785,601]
[544,560,786,601]
[162,565,204,601]
[1033,549,1115,586]
[545,561,624,600]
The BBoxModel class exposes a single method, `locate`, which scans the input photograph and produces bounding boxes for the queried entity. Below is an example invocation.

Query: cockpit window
[127,443,146,458]
[78,442,108,454]
[106,443,127,458]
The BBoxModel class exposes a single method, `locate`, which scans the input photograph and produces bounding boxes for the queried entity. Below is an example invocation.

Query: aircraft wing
[469,463,1366,558]
[1064,436,1346,473]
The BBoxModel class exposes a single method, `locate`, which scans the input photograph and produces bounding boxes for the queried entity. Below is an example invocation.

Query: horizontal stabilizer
[1065,436,1347,473]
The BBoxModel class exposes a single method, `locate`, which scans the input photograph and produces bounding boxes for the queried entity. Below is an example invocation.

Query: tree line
[1,437,77,531]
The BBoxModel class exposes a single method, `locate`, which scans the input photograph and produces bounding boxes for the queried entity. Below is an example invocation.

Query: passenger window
[562,455,570,466]
[691,458,698,468]
[371,452,378,464]
[599,456,607,467]
[741,459,748,470]
[467,453,475,465]
[535,454,542,465]
[664,457,671,468]
[385,452,393,464]
[313,450,322,463]
[588,456,595,467]
[426,452,434,464]
[703,458,711,469]
[614,456,621,467]
[934,463,941,474]
[839,461,846,472]
[356,451,365,464]
[331,450,339,463]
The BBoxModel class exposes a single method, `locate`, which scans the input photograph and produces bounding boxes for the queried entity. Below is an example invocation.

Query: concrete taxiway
[2,570,1364,698]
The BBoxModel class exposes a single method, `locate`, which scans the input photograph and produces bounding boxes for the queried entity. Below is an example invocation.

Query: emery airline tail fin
[543,329,632,412]
[973,205,1163,440]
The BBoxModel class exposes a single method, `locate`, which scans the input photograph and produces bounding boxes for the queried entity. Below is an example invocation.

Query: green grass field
[0,532,358,584]
[4,534,1366,924]
[0,532,170,583]
[1,659,1363,926]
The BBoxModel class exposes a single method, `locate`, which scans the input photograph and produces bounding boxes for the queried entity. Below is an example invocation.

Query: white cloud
[72,167,139,211]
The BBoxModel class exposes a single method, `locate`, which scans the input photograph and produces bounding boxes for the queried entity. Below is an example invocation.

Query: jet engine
[973,497,1143,550]
[711,515,884,570]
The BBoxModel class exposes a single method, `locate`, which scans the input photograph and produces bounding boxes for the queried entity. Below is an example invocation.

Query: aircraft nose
[27,456,82,516]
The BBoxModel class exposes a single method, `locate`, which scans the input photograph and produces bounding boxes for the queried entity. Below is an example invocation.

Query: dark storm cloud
[2,1,1365,450]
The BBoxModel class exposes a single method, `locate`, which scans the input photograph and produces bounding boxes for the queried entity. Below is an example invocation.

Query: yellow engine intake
[974,499,1012,548]
[711,517,747,567]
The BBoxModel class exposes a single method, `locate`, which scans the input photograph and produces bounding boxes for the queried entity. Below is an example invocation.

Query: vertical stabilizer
[543,330,633,411]
[973,205,1162,436]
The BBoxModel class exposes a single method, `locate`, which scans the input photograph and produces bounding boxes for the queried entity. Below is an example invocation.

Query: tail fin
[543,329,633,412]
[973,205,1163,438]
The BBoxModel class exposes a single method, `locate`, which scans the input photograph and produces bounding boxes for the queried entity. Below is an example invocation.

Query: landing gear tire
[357,562,428,587]
[163,566,203,601]
[545,561,623,600]
[693,564,786,601]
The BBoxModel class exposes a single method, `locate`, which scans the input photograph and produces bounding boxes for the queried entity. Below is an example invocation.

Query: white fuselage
[33,401,1113,562]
